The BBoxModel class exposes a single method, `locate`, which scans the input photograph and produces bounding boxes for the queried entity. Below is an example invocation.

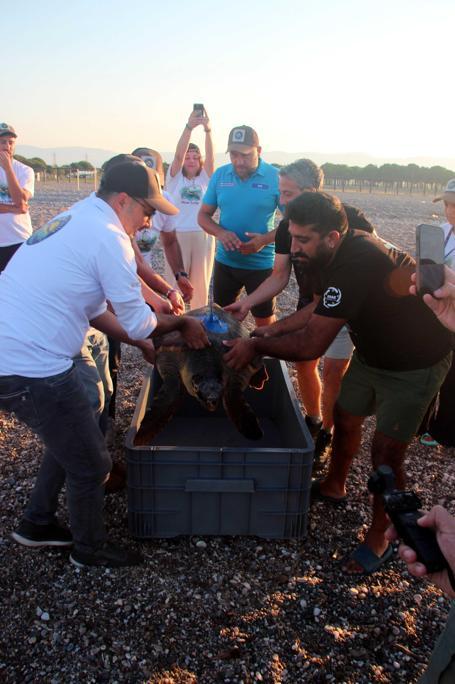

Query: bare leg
[295,359,321,418]
[342,430,409,574]
[254,314,277,327]
[321,357,350,431]
[318,403,365,499]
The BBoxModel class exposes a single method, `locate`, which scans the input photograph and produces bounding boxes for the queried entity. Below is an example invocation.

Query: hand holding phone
[193,103,204,117]
[416,224,445,296]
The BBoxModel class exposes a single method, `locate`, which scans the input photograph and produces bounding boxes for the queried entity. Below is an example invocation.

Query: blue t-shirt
[203,159,280,270]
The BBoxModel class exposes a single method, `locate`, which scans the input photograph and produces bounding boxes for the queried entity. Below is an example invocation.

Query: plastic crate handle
[185,479,255,493]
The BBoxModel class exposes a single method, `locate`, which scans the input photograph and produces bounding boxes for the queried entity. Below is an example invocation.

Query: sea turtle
[134,305,268,445]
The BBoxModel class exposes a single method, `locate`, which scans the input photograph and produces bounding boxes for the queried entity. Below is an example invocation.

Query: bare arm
[198,203,242,251]
[0,152,31,206]
[203,116,214,176]
[0,203,28,214]
[170,110,209,177]
[224,314,346,370]
[253,299,319,337]
[132,240,185,314]
[160,230,194,302]
[90,309,156,363]
[225,253,292,320]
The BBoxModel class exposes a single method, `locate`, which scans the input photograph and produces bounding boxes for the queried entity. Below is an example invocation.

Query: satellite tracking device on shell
[416,224,445,296]
[193,103,204,117]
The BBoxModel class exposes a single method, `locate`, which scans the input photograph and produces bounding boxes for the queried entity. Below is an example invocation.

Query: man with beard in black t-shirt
[224,191,453,575]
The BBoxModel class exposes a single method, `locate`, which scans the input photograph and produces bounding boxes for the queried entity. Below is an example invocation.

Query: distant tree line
[17,155,455,194]
[14,155,96,180]
[272,161,454,194]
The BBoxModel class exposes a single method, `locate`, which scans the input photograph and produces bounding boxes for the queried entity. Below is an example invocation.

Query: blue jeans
[73,331,113,435]
[0,366,111,552]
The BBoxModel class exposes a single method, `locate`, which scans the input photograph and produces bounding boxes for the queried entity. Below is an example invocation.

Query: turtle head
[188,373,223,411]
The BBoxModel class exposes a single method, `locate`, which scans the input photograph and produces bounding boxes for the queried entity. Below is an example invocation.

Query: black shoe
[70,542,143,569]
[305,415,323,439]
[315,429,333,459]
[11,519,73,548]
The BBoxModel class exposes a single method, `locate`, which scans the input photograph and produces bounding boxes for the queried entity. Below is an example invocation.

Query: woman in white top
[165,108,215,308]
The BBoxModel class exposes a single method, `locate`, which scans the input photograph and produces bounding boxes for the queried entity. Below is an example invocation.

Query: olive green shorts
[337,351,452,443]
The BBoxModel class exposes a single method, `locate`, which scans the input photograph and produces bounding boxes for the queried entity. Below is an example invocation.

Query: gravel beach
[1,182,454,683]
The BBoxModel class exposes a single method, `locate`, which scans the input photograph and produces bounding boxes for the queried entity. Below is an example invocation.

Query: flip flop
[310,479,347,507]
[420,432,439,447]
[341,543,395,576]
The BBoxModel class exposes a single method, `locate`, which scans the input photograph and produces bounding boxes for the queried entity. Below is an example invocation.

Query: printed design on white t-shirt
[0,183,13,204]
[27,215,71,245]
[180,183,203,203]
[323,286,342,308]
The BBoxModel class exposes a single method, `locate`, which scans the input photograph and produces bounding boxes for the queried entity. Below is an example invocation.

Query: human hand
[168,289,185,314]
[177,276,194,303]
[152,297,173,315]
[180,316,211,349]
[0,151,12,170]
[201,114,211,132]
[410,268,455,333]
[10,202,29,214]
[224,300,249,321]
[223,338,256,370]
[239,232,266,255]
[187,111,202,130]
[219,229,242,251]
[385,505,455,598]
[135,338,156,365]
[250,324,277,338]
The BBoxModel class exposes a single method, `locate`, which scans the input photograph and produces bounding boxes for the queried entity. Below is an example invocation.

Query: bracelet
[204,128,211,133]
[174,271,189,281]
[165,288,177,299]
[185,124,192,131]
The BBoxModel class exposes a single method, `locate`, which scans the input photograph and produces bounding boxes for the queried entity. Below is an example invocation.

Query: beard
[291,243,333,275]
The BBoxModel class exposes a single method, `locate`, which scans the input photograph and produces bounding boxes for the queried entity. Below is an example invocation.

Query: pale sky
[2,0,454,166]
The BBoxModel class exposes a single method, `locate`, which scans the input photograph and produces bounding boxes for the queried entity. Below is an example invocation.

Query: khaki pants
[164,230,215,309]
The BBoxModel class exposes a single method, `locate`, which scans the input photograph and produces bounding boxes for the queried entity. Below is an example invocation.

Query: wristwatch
[174,271,189,281]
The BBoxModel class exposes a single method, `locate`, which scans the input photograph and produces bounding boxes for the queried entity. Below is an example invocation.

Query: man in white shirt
[0,123,34,271]
[0,159,209,568]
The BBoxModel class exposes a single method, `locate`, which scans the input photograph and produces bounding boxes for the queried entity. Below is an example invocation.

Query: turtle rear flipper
[222,381,263,441]
[134,377,183,446]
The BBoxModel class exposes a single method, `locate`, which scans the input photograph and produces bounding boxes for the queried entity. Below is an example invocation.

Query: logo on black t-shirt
[323,286,342,308]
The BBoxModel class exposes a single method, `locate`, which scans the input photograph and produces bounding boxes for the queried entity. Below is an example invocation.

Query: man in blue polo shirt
[198,125,280,326]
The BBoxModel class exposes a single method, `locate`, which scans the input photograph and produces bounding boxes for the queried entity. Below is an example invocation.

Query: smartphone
[416,224,445,295]
[193,103,204,117]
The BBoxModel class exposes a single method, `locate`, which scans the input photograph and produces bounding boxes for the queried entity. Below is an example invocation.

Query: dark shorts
[337,351,452,442]
[213,261,276,319]
[0,243,22,272]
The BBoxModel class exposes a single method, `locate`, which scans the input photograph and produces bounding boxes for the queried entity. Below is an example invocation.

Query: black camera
[368,465,448,574]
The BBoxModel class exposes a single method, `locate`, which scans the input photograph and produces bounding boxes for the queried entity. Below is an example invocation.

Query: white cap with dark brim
[433,178,455,204]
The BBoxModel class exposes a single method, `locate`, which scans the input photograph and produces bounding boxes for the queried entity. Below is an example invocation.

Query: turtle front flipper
[222,379,263,441]
[134,376,184,446]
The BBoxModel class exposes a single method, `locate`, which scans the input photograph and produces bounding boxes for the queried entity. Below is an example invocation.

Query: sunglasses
[132,197,156,218]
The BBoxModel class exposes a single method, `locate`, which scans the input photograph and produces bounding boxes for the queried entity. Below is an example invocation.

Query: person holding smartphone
[419,179,455,448]
[165,106,215,308]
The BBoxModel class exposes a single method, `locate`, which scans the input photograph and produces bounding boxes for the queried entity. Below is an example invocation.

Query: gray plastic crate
[125,358,313,539]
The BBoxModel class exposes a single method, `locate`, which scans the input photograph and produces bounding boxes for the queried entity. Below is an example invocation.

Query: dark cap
[226,125,260,153]
[343,204,375,234]
[131,148,165,187]
[101,160,178,215]
[0,123,17,138]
